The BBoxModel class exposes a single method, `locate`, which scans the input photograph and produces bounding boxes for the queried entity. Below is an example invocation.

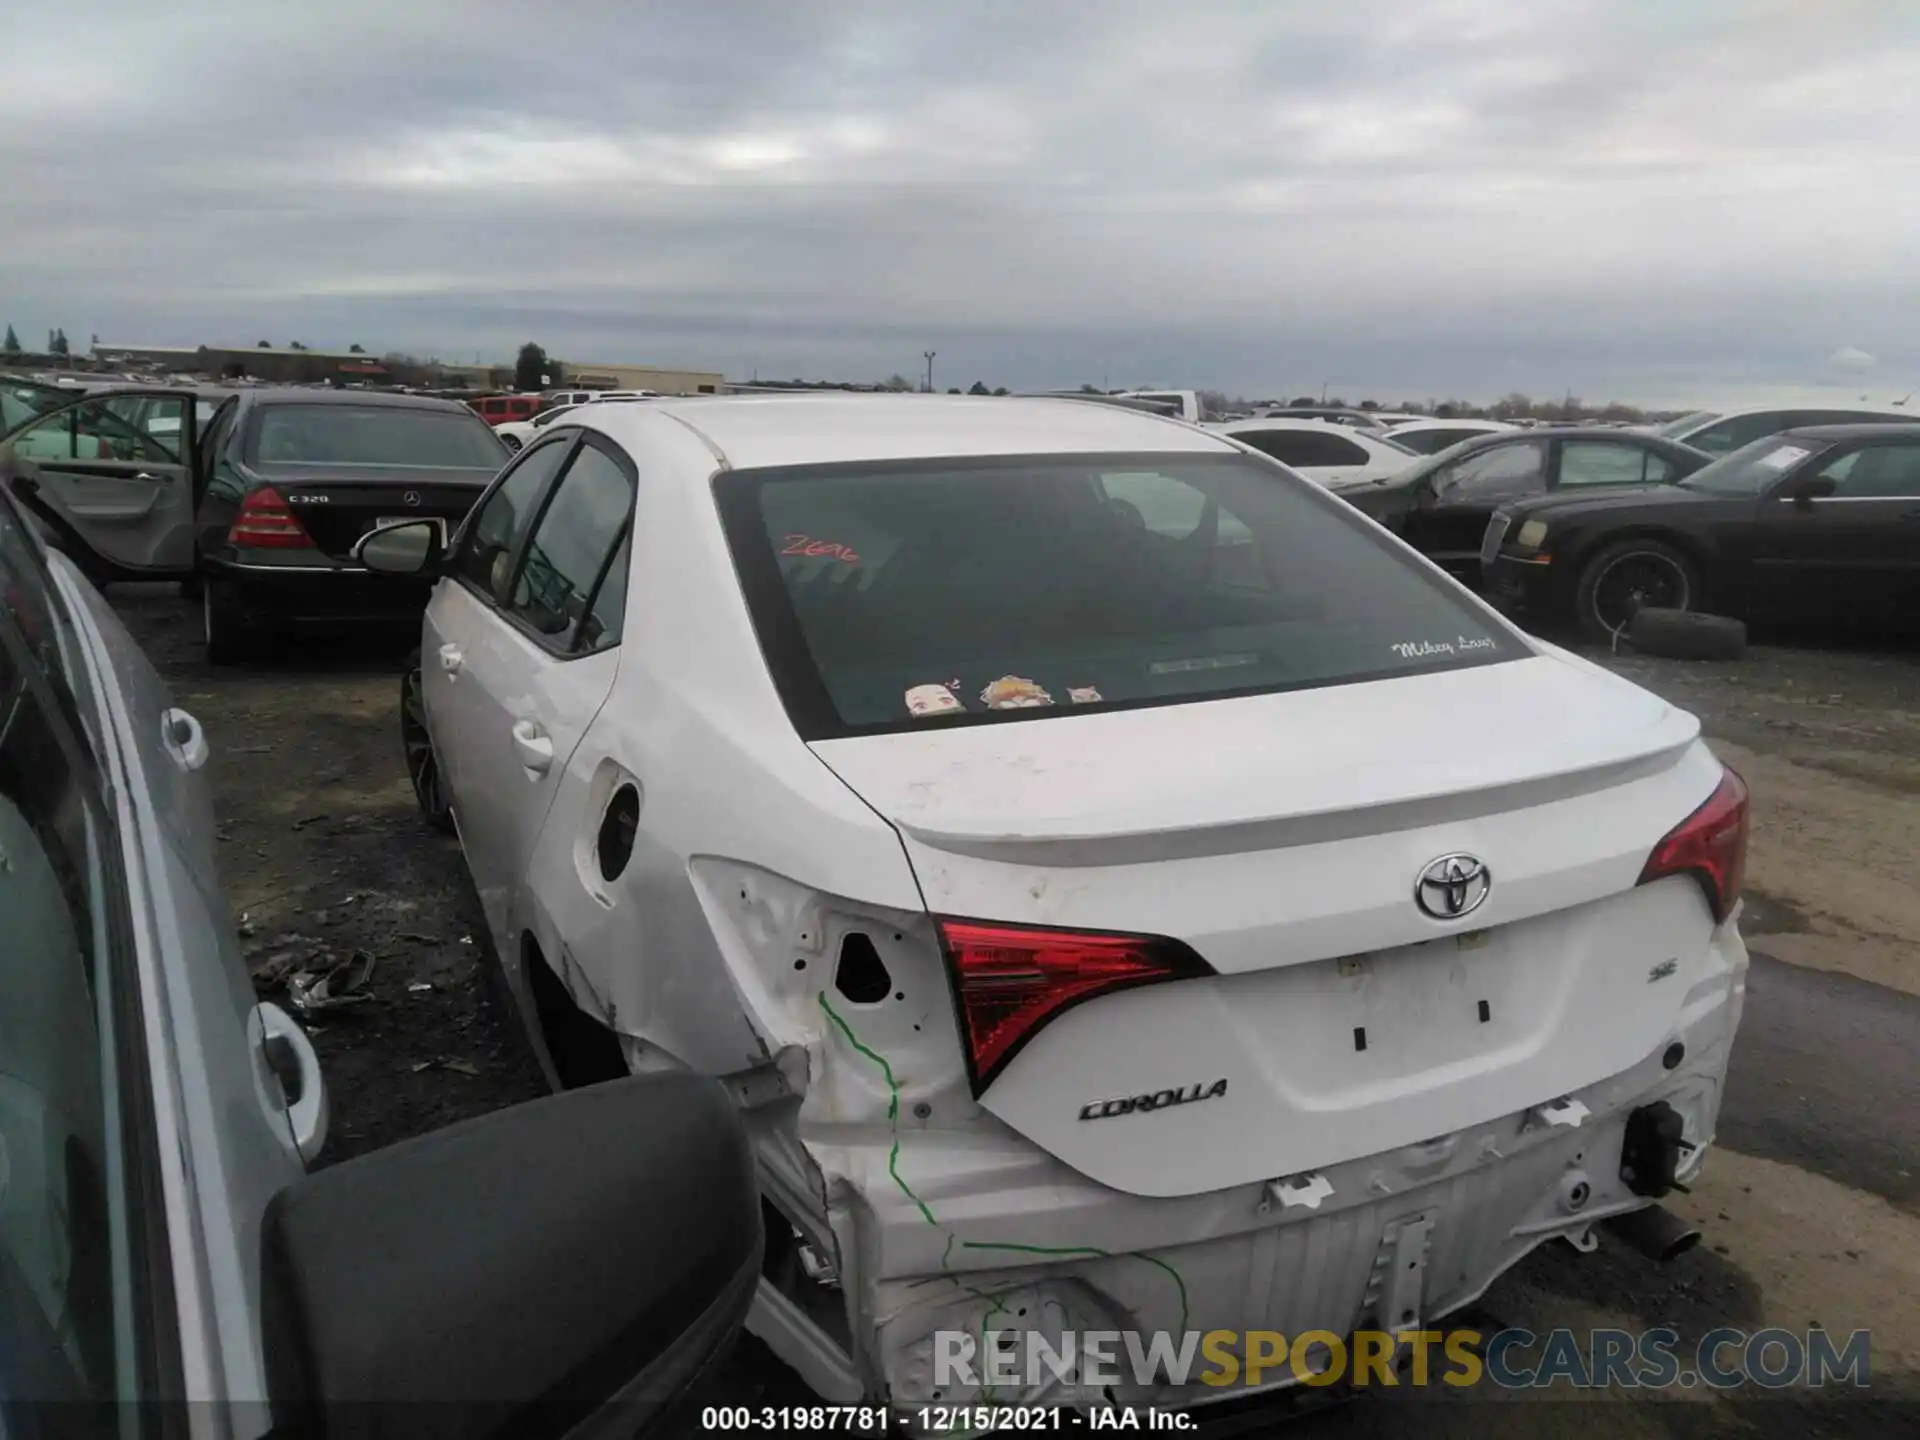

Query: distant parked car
[1,387,512,660]
[1382,418,1516,455]
[469,393,544,426]
[0,377,75,437]
[0,481,761,1433]
[195,390,510,660]
[1653,403,1918,455]
[1485,423,1920,639]
[1213,417,1415,485]
[1337,427,1712,583]
[1114,388,1206,422]
[1254,406,1392,432]
[497,402,583,452]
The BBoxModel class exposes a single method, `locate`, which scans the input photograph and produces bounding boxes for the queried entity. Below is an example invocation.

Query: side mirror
[263,1072,763,1439]
[356,519,445,575]
[1791,475,1838,508]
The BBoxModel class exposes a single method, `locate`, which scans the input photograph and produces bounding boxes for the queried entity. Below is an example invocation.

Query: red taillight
[227,486,312,549]
[1637,768,1750,923]
[937,918,1212,1092]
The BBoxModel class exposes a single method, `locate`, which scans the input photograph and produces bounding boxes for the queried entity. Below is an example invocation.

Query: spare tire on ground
[1625,606,1747,661]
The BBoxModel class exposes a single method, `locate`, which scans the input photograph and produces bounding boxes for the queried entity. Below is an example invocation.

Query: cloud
[3,0,1919,404]
[1826,346,1877,374]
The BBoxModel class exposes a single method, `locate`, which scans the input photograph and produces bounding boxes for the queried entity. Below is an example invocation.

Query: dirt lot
[108,586,1918,1432]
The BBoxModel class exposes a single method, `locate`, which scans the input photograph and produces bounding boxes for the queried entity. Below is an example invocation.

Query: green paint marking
[817,993,1192,1357]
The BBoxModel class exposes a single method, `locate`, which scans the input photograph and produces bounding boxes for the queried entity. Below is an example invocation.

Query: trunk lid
[251,464,494,562]
[810,653,1726,1197]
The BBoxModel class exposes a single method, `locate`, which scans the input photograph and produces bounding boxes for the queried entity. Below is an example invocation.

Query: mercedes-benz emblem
[1415,853,1491,920]
[403,490,422,507]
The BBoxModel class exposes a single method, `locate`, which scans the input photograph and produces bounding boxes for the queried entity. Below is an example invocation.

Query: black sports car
[1483,423,1920,640]
[0,385,507,661]
[1333,426,1712,584]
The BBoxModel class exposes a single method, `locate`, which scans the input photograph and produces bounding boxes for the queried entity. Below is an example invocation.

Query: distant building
[556,361,723,395]
[92,343,407,386]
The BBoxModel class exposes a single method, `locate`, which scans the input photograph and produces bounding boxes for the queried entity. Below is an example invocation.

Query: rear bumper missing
[816,925,1747,1411]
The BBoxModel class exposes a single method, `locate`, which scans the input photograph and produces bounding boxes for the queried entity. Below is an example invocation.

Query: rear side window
[505,444,634,647]
[717,452,1522,737]
[1557,441,1674,487]
[452,439,573,601]
[247,405,505,468]
[1234,429,1371,467]
[1433,440,1547,502]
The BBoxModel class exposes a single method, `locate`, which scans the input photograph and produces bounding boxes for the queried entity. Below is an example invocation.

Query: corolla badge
[1415,853,1491,920]
[1078,1079,1228,1122]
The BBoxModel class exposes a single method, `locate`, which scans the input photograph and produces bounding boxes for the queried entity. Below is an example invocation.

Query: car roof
[1698,403,1912,420]
[238,387,477,414]
[578,394,1233,470]
[1215,417,1387,439]
[1779,421,1920,440]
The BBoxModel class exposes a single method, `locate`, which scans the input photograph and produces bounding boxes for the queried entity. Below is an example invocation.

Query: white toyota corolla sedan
[364,394,1750,1417]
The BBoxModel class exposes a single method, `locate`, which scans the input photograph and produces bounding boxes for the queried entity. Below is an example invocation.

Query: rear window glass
[247,405,506,468]
[717,452,1524,738]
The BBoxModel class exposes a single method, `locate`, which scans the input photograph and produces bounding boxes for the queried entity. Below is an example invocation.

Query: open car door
[0,387,201,577]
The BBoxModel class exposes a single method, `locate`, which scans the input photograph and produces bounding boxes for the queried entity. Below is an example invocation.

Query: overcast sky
[5,0,1919,406]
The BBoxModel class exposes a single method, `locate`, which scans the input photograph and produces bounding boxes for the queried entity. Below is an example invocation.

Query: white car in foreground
[1211,417,1416,486]
[364,395,1749,1419]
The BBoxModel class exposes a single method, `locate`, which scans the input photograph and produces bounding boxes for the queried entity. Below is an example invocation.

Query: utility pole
[923,351,936,394]
[1320,380,1329,403]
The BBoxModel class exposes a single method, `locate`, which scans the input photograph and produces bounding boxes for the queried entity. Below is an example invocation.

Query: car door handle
[511,719,554,774]
[161,707,209,772]
[257,1001,328,1164]
[438,642,463,675]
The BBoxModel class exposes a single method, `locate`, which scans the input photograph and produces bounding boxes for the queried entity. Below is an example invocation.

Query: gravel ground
[107,586,1918,1433]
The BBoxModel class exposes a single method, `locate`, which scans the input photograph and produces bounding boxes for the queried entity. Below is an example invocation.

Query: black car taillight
[227,486,312,549]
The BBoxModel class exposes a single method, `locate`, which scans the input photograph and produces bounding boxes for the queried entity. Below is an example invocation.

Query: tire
[203,580,262,665]
[1626,607,1747,661]
[399,650,455,833]
[1573,538,1702,645]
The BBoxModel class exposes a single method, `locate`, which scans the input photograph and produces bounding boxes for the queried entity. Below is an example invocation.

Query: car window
[1394,427,1481,456]
[504,442,635,647]
[1682,435,1838,495]
[101,396,189,460]
[247,405,504,468]
[0,507,158,1405]
[8,400,180,465]
[1557,441,1674,488]
[451,438,574,603]
[1234,429,1371,468]
[575,528,631,654]
[717,452,1523,737]
[1684,412,1793,455]
[1824,444,1920,499]
[1432,440,1547,502]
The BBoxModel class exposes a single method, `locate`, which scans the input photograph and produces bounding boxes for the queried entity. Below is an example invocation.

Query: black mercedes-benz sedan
[1333,426,1712,584]
[1483,423,1920,640]
[196,389,506,661]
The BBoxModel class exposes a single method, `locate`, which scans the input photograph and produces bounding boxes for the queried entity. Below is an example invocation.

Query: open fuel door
[0,389,200,576]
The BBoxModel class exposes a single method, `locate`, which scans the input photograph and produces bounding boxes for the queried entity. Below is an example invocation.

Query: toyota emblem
[402,490,422,507]
[1415,853,1491,920]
